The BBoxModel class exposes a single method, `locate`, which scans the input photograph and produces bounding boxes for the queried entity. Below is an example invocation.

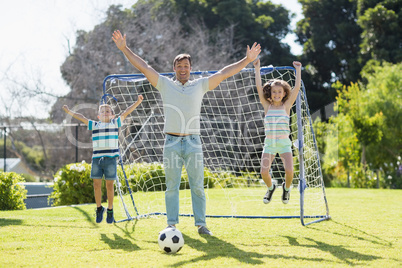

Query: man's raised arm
[112,30,159,87]
[208,42,261,90]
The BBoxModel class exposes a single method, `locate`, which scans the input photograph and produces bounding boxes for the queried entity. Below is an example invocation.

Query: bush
[51,161,259,206]
[118,162,248,192]
[50,161,96,206]
[0,172,27,210]
[119,162,168,192]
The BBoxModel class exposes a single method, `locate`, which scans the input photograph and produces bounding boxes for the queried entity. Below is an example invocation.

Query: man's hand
[246,42,261,63]
[112,30,127,50]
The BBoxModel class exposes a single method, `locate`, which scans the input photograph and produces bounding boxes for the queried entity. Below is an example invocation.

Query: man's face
[174,58,191,84]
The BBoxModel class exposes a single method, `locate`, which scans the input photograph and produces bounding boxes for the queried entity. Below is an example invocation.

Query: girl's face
[270,85,286,103]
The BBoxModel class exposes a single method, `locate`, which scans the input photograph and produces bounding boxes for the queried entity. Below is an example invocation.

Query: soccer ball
[158,228,184,254]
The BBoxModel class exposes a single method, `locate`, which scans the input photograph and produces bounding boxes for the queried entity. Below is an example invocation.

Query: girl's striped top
[264,106,290,140]
[88,117,122,159]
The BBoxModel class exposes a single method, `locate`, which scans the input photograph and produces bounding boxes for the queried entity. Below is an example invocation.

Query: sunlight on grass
[0,188,401,267]
[115,186,328,223]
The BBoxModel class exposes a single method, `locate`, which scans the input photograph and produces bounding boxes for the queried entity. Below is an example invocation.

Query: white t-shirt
[156,75,209,135]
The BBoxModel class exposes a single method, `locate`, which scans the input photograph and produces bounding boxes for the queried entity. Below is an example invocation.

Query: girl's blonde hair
[262,79,292,103]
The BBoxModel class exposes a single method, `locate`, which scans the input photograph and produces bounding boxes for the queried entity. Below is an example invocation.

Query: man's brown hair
[173,54,192,68]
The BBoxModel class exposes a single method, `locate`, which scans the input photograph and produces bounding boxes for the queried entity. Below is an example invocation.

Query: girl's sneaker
[263,184,276,204]
[282,182,290,204]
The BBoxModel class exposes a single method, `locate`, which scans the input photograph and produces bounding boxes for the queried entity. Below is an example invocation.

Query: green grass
[0,188,401,267]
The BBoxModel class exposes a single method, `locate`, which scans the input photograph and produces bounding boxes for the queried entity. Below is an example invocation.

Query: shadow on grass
[169,233,382,267]
[113,219,138,240]
[71,206,98,227]
[100,220,140,251]
[0,218,23,226]
[308,219,393,247]
[284,235,379,266]
[171,233,348,267]
[170,233,267,266]
[100,233,140,251]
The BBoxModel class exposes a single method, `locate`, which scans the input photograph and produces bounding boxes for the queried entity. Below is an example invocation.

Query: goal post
[102,66,330,226]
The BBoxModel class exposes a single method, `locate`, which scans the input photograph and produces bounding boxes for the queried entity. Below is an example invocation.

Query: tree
[295,0,362,112]
[295,0,401,114]
[50,3,240,123]
[360,62,402,187]
[142,0,294,64]
[317,62,401,188]
[321,82,363,187]
[51,1,296,123]
[357,0,402,64]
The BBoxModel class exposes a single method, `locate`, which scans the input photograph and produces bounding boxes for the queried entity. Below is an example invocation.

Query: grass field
[1,188,401,267]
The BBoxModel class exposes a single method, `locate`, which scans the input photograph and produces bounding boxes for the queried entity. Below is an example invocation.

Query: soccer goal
[102,66,330,226]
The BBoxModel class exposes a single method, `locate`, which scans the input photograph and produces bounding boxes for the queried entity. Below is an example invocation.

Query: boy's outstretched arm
[112,30,159,87]
[208,42,261,90]
[62,105,89,125]
[120,95,144,121]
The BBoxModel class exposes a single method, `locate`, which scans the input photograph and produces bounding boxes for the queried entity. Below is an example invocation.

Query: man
[112,30,261,235]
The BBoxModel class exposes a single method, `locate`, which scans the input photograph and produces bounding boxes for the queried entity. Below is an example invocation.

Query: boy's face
[98,106,115,122]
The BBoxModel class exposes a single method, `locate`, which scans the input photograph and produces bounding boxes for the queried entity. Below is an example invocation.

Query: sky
[0,0,303,119]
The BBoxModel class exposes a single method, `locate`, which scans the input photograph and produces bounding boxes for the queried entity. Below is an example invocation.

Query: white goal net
[103,66,330,226]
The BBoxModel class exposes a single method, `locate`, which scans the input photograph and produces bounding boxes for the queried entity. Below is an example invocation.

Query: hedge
[0,171,27,210]
[50,161,258,206]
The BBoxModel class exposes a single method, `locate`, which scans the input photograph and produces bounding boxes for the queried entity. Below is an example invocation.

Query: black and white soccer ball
[158,228,184,254]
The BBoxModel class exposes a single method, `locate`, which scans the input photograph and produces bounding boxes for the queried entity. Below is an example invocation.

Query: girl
[253,59,302,204]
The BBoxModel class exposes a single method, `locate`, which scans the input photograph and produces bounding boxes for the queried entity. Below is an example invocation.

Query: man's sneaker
[282,182,290,204]
[165,225,176,230]
[159,225,176,235]
[106,209,114,224]
[263,184,277,204]
[96,206,105,223]
[198,226,213,236]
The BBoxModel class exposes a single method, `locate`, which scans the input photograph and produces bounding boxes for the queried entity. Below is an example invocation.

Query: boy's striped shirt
[88,117,122,159]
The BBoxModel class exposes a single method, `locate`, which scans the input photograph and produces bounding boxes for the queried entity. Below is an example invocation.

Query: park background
[1,0,400,189]
[0,1,401,267]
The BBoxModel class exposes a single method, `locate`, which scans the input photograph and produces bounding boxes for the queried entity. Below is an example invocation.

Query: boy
[62,95,143,223]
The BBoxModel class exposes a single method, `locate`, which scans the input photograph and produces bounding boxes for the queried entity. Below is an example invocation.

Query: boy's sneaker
[198,226,213,236]
[96,206,105,223]
[282,182,290,204]
[263,184,277,204]
[106,209,114,224]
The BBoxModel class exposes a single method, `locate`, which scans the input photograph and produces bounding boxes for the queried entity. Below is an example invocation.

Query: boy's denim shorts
[263,138,292,155]
[90,156,118,180]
